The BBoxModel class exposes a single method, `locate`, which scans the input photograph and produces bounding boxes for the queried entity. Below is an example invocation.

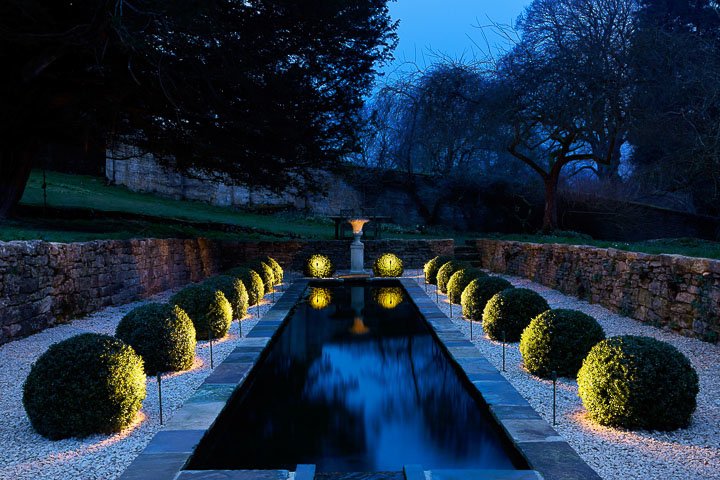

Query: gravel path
[405,269,720,480]
[0,279,290,480]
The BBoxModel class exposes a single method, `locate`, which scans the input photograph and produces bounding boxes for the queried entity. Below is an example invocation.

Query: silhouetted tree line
[0,0,397,218]
[354,0,720,232]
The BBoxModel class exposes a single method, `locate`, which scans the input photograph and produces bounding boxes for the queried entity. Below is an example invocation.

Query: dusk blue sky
[382,0,531,78]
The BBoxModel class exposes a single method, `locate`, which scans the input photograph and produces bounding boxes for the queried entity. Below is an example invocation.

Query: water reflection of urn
[349,285,369,335]
[348,218,369,274]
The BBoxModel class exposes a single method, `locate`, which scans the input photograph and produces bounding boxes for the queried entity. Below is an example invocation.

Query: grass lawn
[2,170,449,243]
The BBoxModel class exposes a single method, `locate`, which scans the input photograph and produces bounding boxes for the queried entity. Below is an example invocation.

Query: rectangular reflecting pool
[187,280,524,473]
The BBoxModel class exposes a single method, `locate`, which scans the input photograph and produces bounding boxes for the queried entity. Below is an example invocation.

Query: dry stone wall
[0,238,452,344]
[474,239,720,341]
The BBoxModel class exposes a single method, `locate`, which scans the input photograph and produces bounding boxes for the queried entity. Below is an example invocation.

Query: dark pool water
[187,282,520,472]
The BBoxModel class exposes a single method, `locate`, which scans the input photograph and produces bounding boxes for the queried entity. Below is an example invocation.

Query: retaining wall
[0,238,453,344]
[473,239,720,341]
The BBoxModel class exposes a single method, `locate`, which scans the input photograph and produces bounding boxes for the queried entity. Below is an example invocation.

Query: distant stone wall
[473,239,720,341]
[0,238,452,344]
[106,150,363,213]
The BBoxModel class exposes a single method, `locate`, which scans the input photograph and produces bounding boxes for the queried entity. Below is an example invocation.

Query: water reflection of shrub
[374,287,404,309]
[308,287,333,309]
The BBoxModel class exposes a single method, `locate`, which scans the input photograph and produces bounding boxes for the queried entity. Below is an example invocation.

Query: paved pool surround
[119,277,600,480]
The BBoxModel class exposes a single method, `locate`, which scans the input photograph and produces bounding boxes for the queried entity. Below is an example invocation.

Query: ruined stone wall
[0,238,453,344]
[474,239,720,341]
[106,153,363,213]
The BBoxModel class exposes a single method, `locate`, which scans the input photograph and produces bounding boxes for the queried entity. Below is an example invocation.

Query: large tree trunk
[542,173,559,233]
[0,148,36,219]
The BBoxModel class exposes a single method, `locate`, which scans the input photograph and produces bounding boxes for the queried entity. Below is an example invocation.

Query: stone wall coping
[477,238,720,273]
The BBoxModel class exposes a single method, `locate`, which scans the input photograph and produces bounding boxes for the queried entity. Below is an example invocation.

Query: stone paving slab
[202,362,252,385]
[430,470,543,480]
[118,452,190,480]
[143,430,206,454]
[177,470,290,480]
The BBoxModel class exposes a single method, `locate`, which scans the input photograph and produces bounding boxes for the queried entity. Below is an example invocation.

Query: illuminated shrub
[225,267,265,306]
[520,309,605,378]
[578,336,698,430]
[308,287,332,309]
[460,276,513,321]
[170,285,232,340]
[204,274,249,319]
[303,254,335,278]
[446,268,488,304]
[246,259,275,293]
[437,260,471,293]
[374,287,404,309]
[263,256,283,283]
[372,253,404,277]
[23,333,146,440]
[424,255,453,285]
[116,303,196,374]
[483,288,550,342]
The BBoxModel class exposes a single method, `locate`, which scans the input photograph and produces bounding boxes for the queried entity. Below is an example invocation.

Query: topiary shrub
[170,284,232,340]
[578,335,699,430]
[303,254,335,278]
[446,268,488,304]
[424,255,453,285]
[520,308,605,378]
[116,303,196,374]
[460,276,514,321]
[437,260,471,294]
[245,259,275,293]
[483,288,550,342]
[372,253,404,277]
[225,267,265,306]
[23,333,146,440]
[204,274,249,319]
[263,256,283,283]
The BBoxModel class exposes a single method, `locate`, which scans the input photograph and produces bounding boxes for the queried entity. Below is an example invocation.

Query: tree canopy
[0,0,397,218]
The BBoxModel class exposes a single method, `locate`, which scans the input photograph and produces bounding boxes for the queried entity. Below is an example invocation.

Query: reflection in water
[374,287,404,309]
[309,287,333,310]
[187,283,519,473]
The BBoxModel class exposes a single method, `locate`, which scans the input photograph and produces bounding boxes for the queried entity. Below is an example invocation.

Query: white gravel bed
[404,269,720,480]
[0,280,290,480]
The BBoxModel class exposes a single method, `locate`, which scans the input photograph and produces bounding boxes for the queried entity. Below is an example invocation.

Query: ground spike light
[209,331,214,369]
[502,330,506,372]
[552,370,557,426]
[157,371,163,425]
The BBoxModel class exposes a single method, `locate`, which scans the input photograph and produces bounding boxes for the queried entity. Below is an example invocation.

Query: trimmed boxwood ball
[520,308,605,378]
[204,274,249,319]
[483,288,550,342]
[437,260,471,294]
[263,256,283,283]
[446,268,488,304]
[372,253,404,277]
[578,335,699,430]
[303,254,335,278]
[246,259,275,293]
[170,284,233,340]
[460,276,514,321]
[116,303,196,374]
[424,255,453,285]
[23,333,146,440]
[225,267,264,306]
